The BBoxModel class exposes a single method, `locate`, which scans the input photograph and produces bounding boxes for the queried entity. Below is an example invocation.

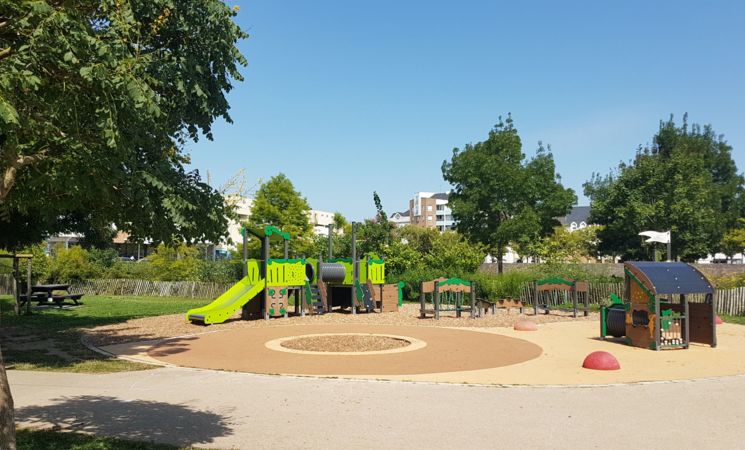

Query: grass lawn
[0,295,207,373]
[721,314,745,325]
[16,428,200,450]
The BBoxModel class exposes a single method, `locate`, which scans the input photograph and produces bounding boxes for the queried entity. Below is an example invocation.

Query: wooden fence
[717,287,745,316]
[519,282,624,306]
[1,274,744,314]
[519,282,745,316]
[72,279,234,299]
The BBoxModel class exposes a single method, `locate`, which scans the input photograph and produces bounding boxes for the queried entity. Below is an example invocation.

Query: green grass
[16,428,196,450]
[721,314,745,325]
[1,295,207,373]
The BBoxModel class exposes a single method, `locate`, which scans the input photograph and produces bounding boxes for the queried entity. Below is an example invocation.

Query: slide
[186,277,265,325]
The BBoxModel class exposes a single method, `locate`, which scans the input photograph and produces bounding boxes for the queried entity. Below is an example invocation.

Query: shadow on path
[15,395,233,447]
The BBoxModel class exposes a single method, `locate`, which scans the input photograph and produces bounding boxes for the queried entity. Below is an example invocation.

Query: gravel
[83,303,599,348]
[279,335,410,352]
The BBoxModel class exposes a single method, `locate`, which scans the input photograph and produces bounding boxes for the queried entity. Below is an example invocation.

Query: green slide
[186,277,265,325]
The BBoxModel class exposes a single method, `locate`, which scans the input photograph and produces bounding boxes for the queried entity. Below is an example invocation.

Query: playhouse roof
[243,225,290,241]
[624,261,714,295]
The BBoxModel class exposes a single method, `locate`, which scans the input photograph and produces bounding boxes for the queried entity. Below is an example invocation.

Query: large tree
[584,115,745,261]
[442,115,576,273]
[0,0,246,248]
[248,174,313,257]
[0,1,246,446]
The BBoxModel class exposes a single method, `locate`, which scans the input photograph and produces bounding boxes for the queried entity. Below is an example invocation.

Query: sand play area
[86,304,745,386]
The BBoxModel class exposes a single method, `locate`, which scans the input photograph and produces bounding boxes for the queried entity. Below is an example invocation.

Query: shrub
[48,246,103,282]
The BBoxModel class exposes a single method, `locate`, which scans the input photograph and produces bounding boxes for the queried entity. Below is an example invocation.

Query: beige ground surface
[83,303,594,347]
[97,317,745,385]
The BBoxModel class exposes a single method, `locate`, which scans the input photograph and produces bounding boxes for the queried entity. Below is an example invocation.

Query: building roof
[624,261,715,295]
[431,193,449,200]
[558,206,591,226]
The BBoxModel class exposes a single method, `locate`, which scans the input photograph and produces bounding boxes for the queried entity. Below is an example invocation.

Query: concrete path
[10,368,745,449]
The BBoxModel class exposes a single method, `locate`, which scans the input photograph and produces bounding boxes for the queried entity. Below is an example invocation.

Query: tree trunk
[497,247,504,274]
[0,346,15,450]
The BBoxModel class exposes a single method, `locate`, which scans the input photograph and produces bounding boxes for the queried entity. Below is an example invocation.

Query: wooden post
[572,287,578,318]
[533,282,538,315]
[25,258,32,315]
[434,283,440,320]
[710,292,717,348]
[12,257,19,315]
[419,282,425,318]
[471,282,477,319]
[654,297,661,351]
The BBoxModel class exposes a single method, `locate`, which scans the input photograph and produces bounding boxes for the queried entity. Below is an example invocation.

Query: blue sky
[188,0,745,220]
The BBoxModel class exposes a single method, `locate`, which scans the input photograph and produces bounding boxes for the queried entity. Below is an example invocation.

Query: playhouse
[601,261,717,350]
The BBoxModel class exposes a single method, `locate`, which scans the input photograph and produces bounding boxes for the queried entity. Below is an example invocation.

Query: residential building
[407,192,455,232]
[389,211,410,228]
[309,210,335,235]
[557,206,591,232]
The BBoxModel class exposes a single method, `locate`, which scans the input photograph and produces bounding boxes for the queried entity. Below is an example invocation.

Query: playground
[75,226,745,386]
[84,303,745,386]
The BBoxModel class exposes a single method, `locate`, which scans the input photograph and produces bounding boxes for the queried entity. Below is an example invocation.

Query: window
[427,205,433,211]
[436,205,444,211]
[427,216,433,221]
[436,215,444,221]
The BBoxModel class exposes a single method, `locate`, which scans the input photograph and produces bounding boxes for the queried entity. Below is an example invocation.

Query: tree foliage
[584,115,745,261]
[0,0,247,249]
[248,174,312,257]
[442,115,576,272]
[721,218,745,259]
[534,225,601,263]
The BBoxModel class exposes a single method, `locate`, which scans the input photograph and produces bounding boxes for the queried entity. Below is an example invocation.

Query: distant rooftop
[558,206,591,226]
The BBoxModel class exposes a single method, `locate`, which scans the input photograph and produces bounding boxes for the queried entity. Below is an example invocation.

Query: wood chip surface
[280,335,410,352]
[83,303,598,348]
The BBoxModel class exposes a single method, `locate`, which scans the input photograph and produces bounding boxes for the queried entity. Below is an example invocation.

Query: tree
[442,115,576,273]
[584,115,744,261]
[0,1,246,248]
[0,2,247,445]
[356,192,394,256]
[721,219,745,261]
[535,225,601,263]
[248,174,312,257]
[332,212,350,234]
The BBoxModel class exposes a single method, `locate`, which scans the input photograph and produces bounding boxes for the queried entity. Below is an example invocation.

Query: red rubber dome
[582,351,620,371]
[716,315,724,325]
[513,320,538,331]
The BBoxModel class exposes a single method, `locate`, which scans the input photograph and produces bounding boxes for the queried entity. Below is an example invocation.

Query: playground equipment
[419,277,477,319]
[187,225,306,324]
[533,277,589,318]
[305,222,392,314]
[600,261,717,351]
[187,223,392,324]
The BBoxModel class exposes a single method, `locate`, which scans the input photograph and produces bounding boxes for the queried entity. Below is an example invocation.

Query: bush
[48,246,103,282]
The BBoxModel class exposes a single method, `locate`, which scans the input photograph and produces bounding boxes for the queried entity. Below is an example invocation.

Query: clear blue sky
[188,0,745,221]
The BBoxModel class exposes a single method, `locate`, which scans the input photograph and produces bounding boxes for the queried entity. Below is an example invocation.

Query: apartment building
[408,192,454,232]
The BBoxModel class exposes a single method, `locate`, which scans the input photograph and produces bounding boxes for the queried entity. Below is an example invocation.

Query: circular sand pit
[279,333,410,353]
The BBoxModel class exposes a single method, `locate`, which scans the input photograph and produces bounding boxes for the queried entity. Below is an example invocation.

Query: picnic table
[19,284,84,308]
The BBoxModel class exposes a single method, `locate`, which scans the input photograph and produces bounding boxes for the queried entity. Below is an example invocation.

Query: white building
[389,211,410,228]
[308,210,335,235]
[223,196,335,249]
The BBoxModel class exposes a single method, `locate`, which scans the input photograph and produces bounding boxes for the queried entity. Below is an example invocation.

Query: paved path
[10,368,745,449]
